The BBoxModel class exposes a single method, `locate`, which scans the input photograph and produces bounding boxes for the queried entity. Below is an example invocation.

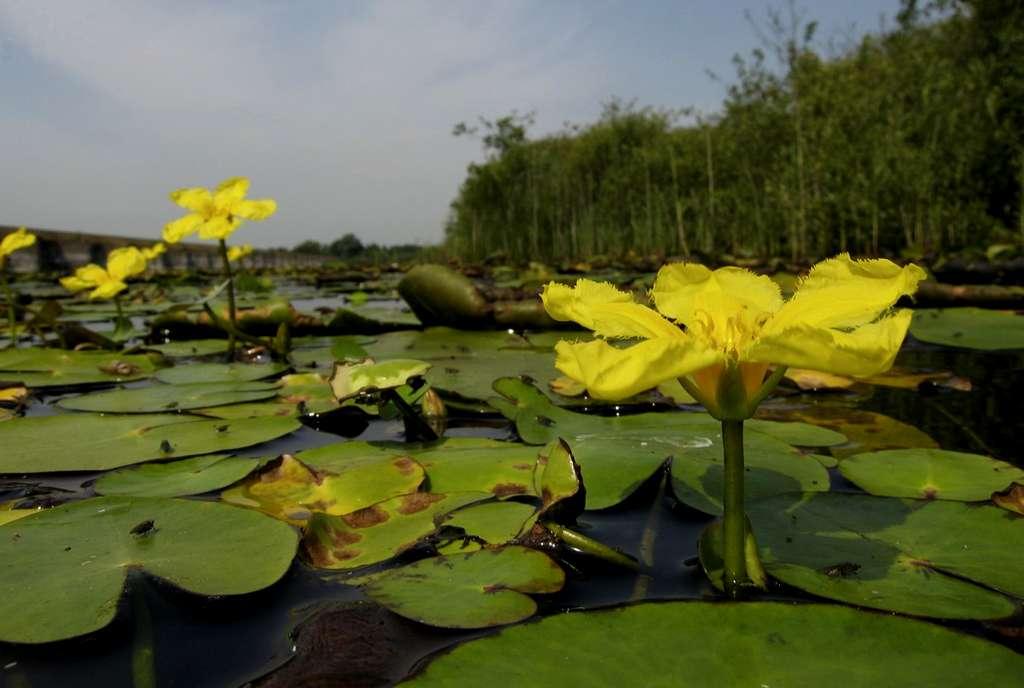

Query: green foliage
[445,3,1024,262]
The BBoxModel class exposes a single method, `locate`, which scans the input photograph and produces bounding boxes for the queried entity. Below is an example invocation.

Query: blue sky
[0,0,901,248]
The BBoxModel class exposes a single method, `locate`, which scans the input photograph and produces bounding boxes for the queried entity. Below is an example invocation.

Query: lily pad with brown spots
[304,491,490,570]
[221,453,425,524]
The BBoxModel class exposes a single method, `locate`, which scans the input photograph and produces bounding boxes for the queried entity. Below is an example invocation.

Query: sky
[0,0,902,249]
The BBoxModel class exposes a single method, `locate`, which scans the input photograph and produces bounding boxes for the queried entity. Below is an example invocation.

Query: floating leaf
[0,414,300,473]
[670,431,830,515]
[840,449,1024,501]
[155,362,288,385]
[533,439,584,520]
[94,454,261,498]
[750,492,1022,619]
[0,496,297,643]
[303,492,489,570]
[222,453,425,523]
[58,381,280,413]
[329,358,431,400]
[405,601,1024,686]
[437,501,538,554]
[357,546,564,628]
[992,482,1024,515]
[145,339,228,358]
[493,377,841,509]
[756,405,937,458]
[911,308,1024,350]
[0,348,159,388]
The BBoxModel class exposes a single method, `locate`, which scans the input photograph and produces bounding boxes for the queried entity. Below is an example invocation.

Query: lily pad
[840,449,1024,501]
[221,453,425,523]
[992,482,1024,515]
[144,339,228,358]
[670,431,830,515]
[405,601,1024,686]
[303,492,489,570]
[911,307,1024,350]
[0,496,297,643]
[493,378,841,509]
[750,492,1023,619]
[0,348,160,388]
[756,405,937,458]
[357,546,564,628]
[0,414,300,473]
[58,381,280,413]
[155,362,288,385]
[197,373,339,419]
[438,501,538,553]
[329,358,431,400]
[94,454,261,498]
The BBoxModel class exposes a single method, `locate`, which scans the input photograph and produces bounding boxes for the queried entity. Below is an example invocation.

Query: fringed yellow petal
[541,280,633,330]
[232,199,277,221]
[214,177,250,208]
[227,244,253,262]
[163,214,203,243]
[74,264,109,286]
[589,302,687,340]
[106,247,147,281]
[198,215,241,241]
[89,280,127,300]
[170,188,213,215]
[653,264,783,328]
[60,275,93,293]
[746,310,914,378]
[0,228,36,258]
[554,337,721,401]
[765,254,927,332]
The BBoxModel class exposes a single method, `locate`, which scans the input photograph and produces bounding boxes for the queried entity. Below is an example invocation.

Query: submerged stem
[721,418,747,598]
[218,239,238,359]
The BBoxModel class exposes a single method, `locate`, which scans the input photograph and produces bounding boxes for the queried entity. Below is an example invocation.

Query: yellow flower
[227,244,253,262]
[542,254,926,419]
[0,227,36,262]
[60,247,149,300]
[163,177,277,243]
[142,243,166,260]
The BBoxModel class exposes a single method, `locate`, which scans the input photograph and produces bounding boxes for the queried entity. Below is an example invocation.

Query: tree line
[443,0,1024,264]
[293,233,425,264]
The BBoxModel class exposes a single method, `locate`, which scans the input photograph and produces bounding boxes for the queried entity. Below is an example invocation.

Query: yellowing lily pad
[58,381,280,413]
[750,492,1023,619]
[155,362,288,385]
[0,414,300,473]
[840,449,1024,501]
[405,601,1024,686]
[303,491,489,570]
[911,308,1024,350]
[357,546,564,628]
[756,405,937,458]
[329,358,432,400]
[0,496,297,643]
[94,454,261,498]
[221,453,425,523]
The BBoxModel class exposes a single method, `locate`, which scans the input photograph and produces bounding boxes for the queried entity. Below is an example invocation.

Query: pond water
[0,281,1022,686]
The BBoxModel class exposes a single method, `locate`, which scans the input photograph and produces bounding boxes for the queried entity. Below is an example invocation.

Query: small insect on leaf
[130,520,156,536]
[159,440,174,454]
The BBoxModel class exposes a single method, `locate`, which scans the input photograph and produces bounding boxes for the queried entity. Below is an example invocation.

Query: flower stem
[721,418,747,598]
[218,239,237,359]
[0,260,17,349]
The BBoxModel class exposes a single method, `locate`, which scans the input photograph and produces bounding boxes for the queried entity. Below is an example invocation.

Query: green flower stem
[545,522,639,571]
[721,418,747,598]
[217,239,238,358]
[0,260,16,348]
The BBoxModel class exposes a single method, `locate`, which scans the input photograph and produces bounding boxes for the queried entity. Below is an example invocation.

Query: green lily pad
[437,501,539,554]
[410,444,540,498]
[197,373,339,419]
[303,492,489,570]
[534,439,583,518]
[493,377,840,509]
[221,453,425,523]
[94,454,261,498]
[670,431,830,515]
[405,601,1024,686]
[757,405,937,458]
[750,492,1022,619]
[357,546,564,628]
[911,308,1024,350]
[328,358,431,400]
[145,339,229,357]
[0,496,297,643]
[57,381,280,413]
[155,362,288,385]
[0,348,160,388]
[0,414,300,473]
[840,449,1024,501]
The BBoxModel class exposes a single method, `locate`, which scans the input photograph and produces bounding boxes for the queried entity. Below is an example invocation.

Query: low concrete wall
[0,226,329,273]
